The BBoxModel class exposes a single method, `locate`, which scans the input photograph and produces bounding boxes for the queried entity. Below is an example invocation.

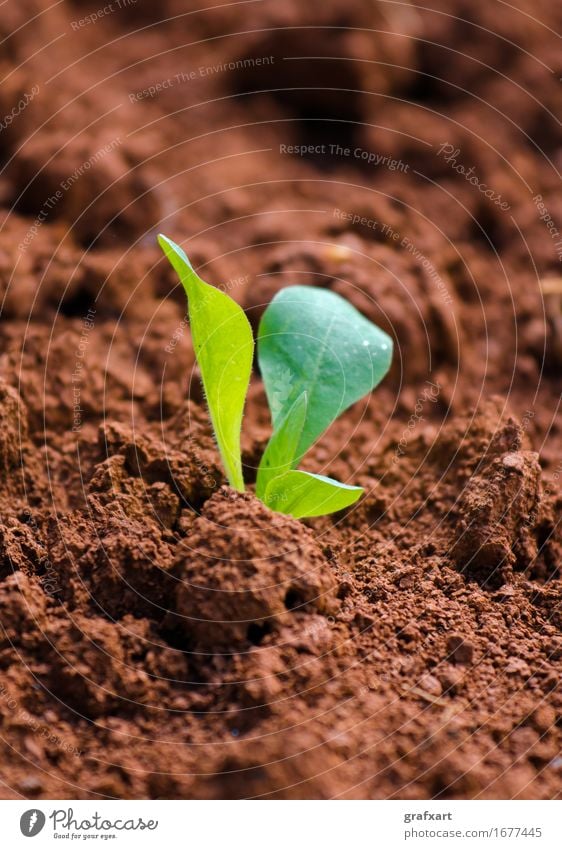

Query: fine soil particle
[0,0,561,799]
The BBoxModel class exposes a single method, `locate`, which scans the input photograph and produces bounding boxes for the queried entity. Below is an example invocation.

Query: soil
[0,0,561,799]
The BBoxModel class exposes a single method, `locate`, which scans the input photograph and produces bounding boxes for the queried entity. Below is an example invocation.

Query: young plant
[159,235,393,518]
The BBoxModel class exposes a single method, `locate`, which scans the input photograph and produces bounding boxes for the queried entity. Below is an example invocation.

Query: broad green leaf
[256,391,307,499]
[158,234,253,491]
[258,286,392,460]
[264,470,363,518]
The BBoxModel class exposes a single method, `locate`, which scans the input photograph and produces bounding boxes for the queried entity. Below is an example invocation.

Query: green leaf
[264,470,363,518]
[256,391,307,499]
[158,234,253,491]
[258,286,392,459]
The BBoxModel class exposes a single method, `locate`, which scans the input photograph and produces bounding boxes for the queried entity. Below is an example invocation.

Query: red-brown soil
[0,0,561,799]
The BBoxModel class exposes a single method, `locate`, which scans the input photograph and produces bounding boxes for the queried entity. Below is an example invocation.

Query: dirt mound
[172,489,336,649]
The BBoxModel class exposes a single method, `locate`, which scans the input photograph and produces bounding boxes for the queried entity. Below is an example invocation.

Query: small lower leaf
[264,470,363,518]
[256,391,308,499]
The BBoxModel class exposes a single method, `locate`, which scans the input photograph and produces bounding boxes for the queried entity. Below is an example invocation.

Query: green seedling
[158,234,393,518]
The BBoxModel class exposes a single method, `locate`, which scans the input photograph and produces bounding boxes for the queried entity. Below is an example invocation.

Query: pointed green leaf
[256,391,307,499]
[264,469,363,518]
[158,234,253,491]
[258,286,392,459]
